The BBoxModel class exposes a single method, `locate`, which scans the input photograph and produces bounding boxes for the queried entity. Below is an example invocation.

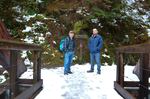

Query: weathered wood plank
[0,39,42,51]
[33,51,38,83]
[116,42,150,53]
[114,82,136,99]
[139,54,149,99]
[75,34,88,39]
[18,79,34,84]
[15,80,43,99]
[37,52,42,81]
[10,50,18,99]
[124,81,140,87]
[116,53,124,87]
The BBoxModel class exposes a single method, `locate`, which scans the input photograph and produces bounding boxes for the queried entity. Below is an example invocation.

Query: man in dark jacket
[64,31,75,75]
[87,28,103,74]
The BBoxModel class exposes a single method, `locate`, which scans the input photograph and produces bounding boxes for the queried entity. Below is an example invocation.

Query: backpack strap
[64,37,69,51]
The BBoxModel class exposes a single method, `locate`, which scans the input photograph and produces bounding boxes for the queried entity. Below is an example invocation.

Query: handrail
[116,42,150,53]
[0,39,43,98]
[0,39,42,51]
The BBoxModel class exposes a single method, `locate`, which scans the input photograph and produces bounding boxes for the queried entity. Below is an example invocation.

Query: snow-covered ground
[20,63,139,99]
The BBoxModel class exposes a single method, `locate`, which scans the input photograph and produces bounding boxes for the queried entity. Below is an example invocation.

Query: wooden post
[116,52,124,87]
[79,39,83,64]
[139,53,149,99]
[10,50,18,99]
[33,51,38,83]
[37,51,42,81]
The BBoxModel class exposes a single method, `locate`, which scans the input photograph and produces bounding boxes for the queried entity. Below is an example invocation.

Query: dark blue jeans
[64,51,74,73]
[90,52,101,72]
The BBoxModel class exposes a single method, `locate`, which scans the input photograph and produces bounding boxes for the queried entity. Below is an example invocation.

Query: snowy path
[34,64,137,99]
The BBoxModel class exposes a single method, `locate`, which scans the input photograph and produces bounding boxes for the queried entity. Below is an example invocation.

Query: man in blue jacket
[87,28,103,74]
[63,31,75,75]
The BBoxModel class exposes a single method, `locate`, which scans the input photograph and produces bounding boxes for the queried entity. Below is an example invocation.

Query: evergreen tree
[0,0,149,66]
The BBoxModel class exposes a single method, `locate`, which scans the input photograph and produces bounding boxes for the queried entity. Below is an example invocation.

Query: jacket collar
[68,36,74,40]
[92,34,98,38]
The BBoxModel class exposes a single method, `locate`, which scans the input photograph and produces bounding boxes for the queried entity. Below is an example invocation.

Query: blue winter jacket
[88,34,103,53]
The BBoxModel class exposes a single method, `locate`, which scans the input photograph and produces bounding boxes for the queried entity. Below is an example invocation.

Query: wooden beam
[37,52,42,81]
[33,51,42,82]
[10,50,18,99]
[139,54,149,99]
[15,80,43,99]
[116,52,124,87]
[117,48,150,54]
[116,43,150,53]
[124,81,140,87]
[33,51,38,83]
[0,39,42,51]
[18,79,34,84]
[114,82,136,99]
[75,35,88,39]
[124,81,150,87]
[28,85,43,99]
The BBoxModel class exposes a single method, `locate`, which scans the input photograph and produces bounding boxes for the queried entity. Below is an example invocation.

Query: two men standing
[63,28,103,75]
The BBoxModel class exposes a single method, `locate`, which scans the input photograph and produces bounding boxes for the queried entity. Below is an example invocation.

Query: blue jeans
[90,52,101,72]
[64,51,74,73]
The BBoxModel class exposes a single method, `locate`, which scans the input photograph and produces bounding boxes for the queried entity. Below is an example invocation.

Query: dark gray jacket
[64,36,75,52]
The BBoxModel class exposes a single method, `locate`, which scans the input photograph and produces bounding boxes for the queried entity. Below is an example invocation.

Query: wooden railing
[114,42,150,99]
[0,39,43,99]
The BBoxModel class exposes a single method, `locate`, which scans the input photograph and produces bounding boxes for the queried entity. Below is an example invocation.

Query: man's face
[93,29,98,35]
[69,32,74,38]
